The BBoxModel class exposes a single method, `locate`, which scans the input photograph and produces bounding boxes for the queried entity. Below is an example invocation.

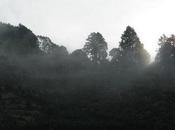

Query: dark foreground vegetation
[0,22,175,130]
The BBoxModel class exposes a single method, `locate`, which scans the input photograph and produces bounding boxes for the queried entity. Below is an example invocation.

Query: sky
[1,0,175,59]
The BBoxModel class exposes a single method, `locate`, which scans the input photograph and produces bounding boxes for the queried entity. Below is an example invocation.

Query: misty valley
[0,22,175,130]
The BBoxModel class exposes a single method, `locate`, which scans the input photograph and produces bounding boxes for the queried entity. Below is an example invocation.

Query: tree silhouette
[109,48,121,64]
[37,36,68,57]
[71,49,87,58]
[156,34,175,64]
[118,26,150,68]
[0,23,40,55]
[83,32,108,64]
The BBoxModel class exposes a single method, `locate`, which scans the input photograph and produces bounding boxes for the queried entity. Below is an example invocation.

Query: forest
[0,22,175,130]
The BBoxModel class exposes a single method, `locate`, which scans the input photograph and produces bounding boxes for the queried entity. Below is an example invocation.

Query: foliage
[0,23,40,55]
[83,32,108,64]
[156,34,175,65]
[110,26,150,68]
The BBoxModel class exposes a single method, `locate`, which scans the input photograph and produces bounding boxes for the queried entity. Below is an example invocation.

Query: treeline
[0,23,151,68]
[0,22,174,68]
[0,22,175,130]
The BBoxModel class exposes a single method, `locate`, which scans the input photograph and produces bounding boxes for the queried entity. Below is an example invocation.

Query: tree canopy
[110,26,150,68]
[156,34,175,65]
[83,32,108,64]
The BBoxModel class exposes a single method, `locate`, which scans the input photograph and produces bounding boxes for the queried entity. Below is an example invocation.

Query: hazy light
[1,0,175,60]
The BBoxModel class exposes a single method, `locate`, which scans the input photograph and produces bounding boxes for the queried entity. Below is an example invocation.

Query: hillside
[0,22,175,130]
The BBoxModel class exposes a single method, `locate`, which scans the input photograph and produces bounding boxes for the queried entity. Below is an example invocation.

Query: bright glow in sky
[0,0,175,59]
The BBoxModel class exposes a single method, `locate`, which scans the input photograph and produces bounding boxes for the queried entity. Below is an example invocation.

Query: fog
[1,1,175,129]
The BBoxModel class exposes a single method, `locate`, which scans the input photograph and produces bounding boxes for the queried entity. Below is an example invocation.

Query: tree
[37,36,68,57]
[120,26,140,49]
[0,23,40,55]
[83,32,108,64]
[117,26,150,67]
[71,49,87,58]
[155,34,175,64]
[109,48,122,64]
[16,24,40,54]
